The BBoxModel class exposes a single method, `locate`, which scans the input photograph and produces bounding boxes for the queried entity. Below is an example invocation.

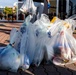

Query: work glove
[48,2,51,9]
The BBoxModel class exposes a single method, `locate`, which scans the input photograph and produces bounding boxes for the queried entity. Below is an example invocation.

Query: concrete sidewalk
[0,22,76,75]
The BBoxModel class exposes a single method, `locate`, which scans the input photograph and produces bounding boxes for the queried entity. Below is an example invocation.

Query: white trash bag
[25,25,36,64]
[20,15,33,34]
[44,33,59,61]
[10,28,18,44]
[33,34,45,66]
[20,0,36,14]
[65,19,76,33]
[52,28,76,65]
[20,32,29,68]
[21,54,30,70]
[10,28,22,52]
[33,14,52,33]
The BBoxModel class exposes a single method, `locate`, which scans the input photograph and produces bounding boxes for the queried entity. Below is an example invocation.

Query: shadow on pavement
[0,43,7,47]
[0,24,6,26]
[0,28,11,34]
[0,63,76,75]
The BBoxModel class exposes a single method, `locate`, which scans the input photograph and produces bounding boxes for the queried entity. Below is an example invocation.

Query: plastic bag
[10,29,30,70]
[33,33,46,66]
[0,45,21,72]
[50,17,60,24]
[65,29,76,54]
[20,32,28,66]
[44,33,59,61]
[20,15,33,34]
[65,19,76,33]
[19,53,30,70]
[29,14,61,66]
[20,33,28,55]
[53,29,72,60]
[33,14,52,33]
[23,16,51,65]
[20,0,36,14]
[25,25,36,64]
[10,28,22,52]
[46,21,62,36]
[44,23,76,65]
[52,28,76,65]
[23,15,51,65]
[20,22,36,65]
[21,54,30,70]
[68,14,76,19]
[10,28,18,44]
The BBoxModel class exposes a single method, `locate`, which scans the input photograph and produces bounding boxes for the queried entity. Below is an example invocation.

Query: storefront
[48,0,73,19]
[17,0,74,21]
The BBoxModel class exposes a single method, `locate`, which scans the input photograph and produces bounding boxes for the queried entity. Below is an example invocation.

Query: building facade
[49,0,73,19]
[17,0,75,20]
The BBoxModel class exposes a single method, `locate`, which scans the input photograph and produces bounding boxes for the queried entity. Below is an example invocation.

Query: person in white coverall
[33,0,50,18]
[31,0,51,22]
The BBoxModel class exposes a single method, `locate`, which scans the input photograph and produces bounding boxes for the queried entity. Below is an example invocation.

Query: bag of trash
[0,45,21,72]
[67,14,76,33]
[47,18,73,37]
[20,15,33,34]
[46,21,62,37]
[20,20,37,69]
[25,25,36,64]
[68,14,76,19]
[20,21,36,66]
[50,17,60,24]
[65,19,76,34]
[33,29,54,66]
[52,28,76,65]
[20,0,36,14]
[33,14,52,32]
[10,28,18,44]
[20,32,28,66]
[54,29,72,60]
[43,19,76,65]
[31,14,53,39]
[65,29,76,55]
[10,28,22,52]
[32,14,61,66]
[33,33,46,66]
[10,28,31,70]
[44,33,59,61]
[21,54,30,70]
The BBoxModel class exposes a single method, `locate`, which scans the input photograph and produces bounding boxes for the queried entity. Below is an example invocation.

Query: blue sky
[0,0,18,7]
[0,0,76,8]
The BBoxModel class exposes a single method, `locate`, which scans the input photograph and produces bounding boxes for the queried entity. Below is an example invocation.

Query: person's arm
[46,0,50,3]
[46,0,51,9]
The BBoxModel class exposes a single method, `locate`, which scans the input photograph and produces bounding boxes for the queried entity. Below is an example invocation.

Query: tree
[3,6,17,21]
[3,7,13,15]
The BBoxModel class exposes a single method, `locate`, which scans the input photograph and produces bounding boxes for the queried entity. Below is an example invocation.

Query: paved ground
[0,22,76,75]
